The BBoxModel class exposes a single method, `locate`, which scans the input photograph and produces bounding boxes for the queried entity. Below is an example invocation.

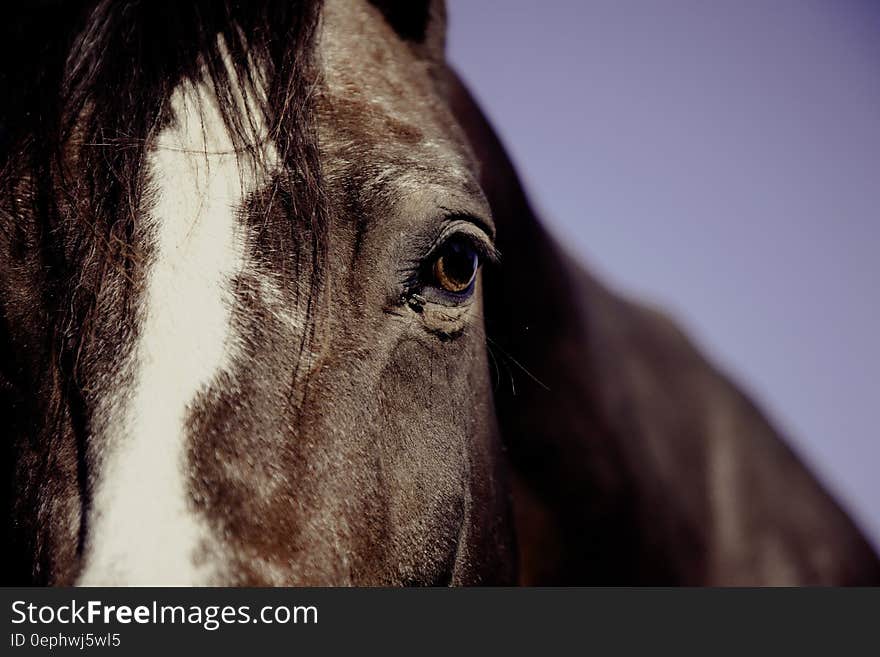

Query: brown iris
[432,238,479,294]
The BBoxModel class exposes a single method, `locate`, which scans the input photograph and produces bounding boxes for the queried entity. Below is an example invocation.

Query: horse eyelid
[429,218,499,267]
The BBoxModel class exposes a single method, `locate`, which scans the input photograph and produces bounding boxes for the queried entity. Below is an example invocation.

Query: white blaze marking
[79,69,273,585]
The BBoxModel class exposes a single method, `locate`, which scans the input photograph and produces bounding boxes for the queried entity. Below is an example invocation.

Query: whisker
[485,334,550,392]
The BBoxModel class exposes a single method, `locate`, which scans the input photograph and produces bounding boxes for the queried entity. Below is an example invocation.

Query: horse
[1,0,877,586]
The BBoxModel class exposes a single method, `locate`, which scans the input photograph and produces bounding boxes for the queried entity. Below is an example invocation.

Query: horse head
[1,0,877,585]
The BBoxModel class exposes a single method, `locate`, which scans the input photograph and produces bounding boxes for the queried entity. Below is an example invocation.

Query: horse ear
[368,0,446,60]
[444,69,880,585]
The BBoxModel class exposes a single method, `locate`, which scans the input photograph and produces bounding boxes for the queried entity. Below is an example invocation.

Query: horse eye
[432,237,479,294]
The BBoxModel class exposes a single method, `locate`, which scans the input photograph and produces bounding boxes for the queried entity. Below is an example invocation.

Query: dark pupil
[441,241,477,288]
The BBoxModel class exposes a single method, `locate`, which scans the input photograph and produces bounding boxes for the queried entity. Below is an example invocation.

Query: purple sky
[447,0,880,548]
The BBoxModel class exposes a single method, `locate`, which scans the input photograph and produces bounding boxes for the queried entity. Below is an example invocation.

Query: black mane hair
[1,0,325,219]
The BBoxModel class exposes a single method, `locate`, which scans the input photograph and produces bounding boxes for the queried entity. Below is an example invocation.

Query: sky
[447,0,880,548]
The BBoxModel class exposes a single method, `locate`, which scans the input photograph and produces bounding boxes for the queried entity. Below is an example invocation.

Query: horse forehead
[316,0,472,183]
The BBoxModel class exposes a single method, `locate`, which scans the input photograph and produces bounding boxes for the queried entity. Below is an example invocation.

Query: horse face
[0,0,513,585]
[248,0,513,584]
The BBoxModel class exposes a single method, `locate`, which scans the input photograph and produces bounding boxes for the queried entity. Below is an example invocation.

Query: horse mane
[2,0,325,194]
[0,0,327,394]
